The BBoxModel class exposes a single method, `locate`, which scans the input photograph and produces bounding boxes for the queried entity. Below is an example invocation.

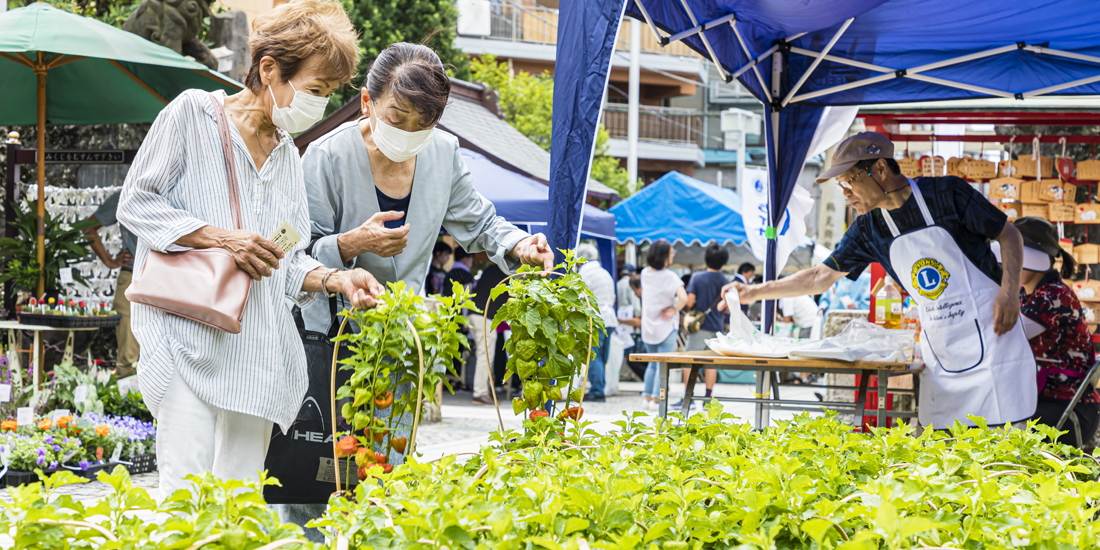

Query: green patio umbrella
[0,2,241,296]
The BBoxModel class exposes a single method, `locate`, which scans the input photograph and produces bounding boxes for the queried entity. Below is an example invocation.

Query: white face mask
[269,81,328,133]
[369,100,435,163]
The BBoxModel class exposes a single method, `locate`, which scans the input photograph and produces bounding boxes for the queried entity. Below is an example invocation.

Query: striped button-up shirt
[118,89,323,431]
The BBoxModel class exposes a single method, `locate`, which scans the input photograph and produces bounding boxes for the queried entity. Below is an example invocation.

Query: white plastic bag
[788,318,913,363]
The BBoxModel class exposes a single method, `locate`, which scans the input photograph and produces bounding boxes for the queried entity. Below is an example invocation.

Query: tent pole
[675,0,728,81]
[729,20,769,99]
[1023,74,1100,98]
[665,13,735,44]
[630,0,665,46]
[731,43,778,80]
[34,52,46,300]
[781,17,853,108]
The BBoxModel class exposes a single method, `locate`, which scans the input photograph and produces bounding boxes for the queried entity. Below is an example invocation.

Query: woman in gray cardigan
[300,43,553,333]
[274,43,552,539]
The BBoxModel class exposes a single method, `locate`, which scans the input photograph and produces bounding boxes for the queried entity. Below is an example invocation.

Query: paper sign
[51,409,70,421]
[110,444,122,463]
[73,385,88,404]
[59,267,74,285]
[0,384,11,403]
[269,221,303,254]
[16,407,33,426]
[0,445,10,467]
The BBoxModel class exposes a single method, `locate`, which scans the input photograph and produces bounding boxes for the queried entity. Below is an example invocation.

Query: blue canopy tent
[462,149,618,279]
[550,0,1100,338]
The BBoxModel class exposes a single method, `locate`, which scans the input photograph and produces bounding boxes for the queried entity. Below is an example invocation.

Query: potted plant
[490,251,605,430]
[0,200,94,302]
[331,281,474,495]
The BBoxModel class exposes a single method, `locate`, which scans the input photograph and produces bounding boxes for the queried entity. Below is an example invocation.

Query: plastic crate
[77,462,117,480]
[17,313,121,329]
[1,468,57,488]
[123,453,157,475]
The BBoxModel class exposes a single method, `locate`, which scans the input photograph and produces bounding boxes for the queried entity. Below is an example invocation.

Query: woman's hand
[510,233,555,272]
[338,211,410,262]
[335,268,386,310]
[215,228,284,280]
[659,307,678,320]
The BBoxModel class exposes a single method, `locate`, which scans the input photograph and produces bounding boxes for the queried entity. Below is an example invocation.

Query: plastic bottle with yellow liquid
[875,276,903,330]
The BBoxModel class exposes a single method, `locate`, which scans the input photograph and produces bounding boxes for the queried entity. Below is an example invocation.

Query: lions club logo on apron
[912,258,950,300]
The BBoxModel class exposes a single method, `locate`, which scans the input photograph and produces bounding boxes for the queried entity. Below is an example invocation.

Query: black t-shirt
[443,265,474,297]
[824,176,1007,285]
[375,187,410,228]
[472,264,508,319]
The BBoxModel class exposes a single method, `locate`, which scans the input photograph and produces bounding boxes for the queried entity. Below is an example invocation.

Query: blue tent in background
[610,171,746,247]
[551,0,1100,338]
[463,149,618,278]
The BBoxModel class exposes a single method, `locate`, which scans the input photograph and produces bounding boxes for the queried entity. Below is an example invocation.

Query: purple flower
[36,456,44,466]
[36,447,45,456]
[78,460,89,471]
[52,444,60,452]
[43,435,53,444]
[48,461,57,470]
[62,438,69,444]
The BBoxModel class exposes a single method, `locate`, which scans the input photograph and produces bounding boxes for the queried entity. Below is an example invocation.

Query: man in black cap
[723,131,1036,430]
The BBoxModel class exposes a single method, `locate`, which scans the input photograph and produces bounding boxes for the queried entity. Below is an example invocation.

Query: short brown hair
[245,0,360,92]
[366,43,451,128]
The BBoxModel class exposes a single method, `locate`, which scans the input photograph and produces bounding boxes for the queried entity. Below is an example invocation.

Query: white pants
[156,373,273,497]
[467,314,498,398]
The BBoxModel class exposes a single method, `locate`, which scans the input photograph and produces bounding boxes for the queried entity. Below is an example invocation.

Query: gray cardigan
[301,120,528,333]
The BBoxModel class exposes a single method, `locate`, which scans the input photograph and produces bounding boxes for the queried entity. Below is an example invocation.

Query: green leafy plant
[0,201,94,296]
[46,362,106,415]
[316,405,1100,549]
[333,281,474,487]
[0,466,321,549]
[490,252,605,423]
[100,385,152,422]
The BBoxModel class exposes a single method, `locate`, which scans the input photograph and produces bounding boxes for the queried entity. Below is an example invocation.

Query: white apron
[881,180,1036,427]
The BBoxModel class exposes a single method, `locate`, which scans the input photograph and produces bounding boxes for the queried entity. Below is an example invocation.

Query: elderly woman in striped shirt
[118,0,383,495]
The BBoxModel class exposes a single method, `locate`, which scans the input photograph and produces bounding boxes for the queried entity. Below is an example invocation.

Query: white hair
[575,243,599,262]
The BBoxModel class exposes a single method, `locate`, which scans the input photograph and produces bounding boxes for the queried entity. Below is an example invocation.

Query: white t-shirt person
[641,267,684,345]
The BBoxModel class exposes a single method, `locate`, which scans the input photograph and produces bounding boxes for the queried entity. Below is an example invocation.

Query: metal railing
[470,3,701,58]
[602,104,706,147]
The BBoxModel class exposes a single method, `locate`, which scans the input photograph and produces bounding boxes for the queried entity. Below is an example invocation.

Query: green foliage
[331,0,471,110]
[0,201,94,296]
[316,405,1100,549]
[9,0,141,28]
[47,362,105,416]
[470,56,640,197]
[100,385,152,423]
[334,282,473,467]
[0,467,322,549]
[491,251,605,417]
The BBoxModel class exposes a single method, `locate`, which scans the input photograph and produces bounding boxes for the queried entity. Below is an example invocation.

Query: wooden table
[0,321,98,391]
[629,350,922,429]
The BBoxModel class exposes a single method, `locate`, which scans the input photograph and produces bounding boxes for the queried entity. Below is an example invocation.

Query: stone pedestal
[208,11,250,82]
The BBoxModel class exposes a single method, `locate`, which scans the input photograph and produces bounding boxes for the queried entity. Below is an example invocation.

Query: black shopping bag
[264,299,356,504]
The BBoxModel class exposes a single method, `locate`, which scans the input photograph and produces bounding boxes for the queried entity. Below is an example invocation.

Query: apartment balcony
[456,1,707,89]
[601,104,706,167]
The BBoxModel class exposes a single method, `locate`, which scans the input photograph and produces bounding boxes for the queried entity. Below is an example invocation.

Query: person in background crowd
[673,243,727,410]
[576,243,617,402]
[117,0,384,497]
[425,240,452,295]
[82,190,139,378]
[993,217,1098,448]
[734,262,755,314]
[779,292,820,338]
[818,271,872,311]
[444,246,475,296]
[640,240,687,410]
[468,258,508,406]
[617,263,641,324]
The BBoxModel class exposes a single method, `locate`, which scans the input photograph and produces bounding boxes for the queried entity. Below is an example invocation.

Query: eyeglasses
[835,177,854,190]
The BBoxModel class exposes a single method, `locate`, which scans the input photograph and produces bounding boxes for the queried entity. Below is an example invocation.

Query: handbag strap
[208,93,244,231]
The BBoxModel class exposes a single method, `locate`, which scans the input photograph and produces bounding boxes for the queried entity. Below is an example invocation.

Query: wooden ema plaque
[1041,181,1076,203]
[1077,159,1100,181]
[1006,156,1054,179]
[1057,157,1075,181]
[964,159,997,180]
[988,177,1022,200]
[994,199,1021,221]
[1049,203,1075,222]
[897,157,921,178]
[945,157,966,178]
[1076,204,1100,224]
[920,155,944,177]
[1021,203,1048,218]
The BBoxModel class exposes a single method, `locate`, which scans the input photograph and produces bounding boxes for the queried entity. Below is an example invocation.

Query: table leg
[877,372,888,428]
[853,371,870,429]
[658,362,669,418]
[683,365,699,416]
[753,370,765,430]
[32,331,40,392]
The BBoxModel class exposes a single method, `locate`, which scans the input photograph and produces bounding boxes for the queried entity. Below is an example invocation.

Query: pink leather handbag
[126,94,253,334]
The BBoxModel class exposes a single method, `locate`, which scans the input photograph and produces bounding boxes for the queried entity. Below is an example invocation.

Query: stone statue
[123,0,218,70]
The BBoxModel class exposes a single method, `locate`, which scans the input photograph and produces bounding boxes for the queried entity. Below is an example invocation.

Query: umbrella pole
[35,52,46,300]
